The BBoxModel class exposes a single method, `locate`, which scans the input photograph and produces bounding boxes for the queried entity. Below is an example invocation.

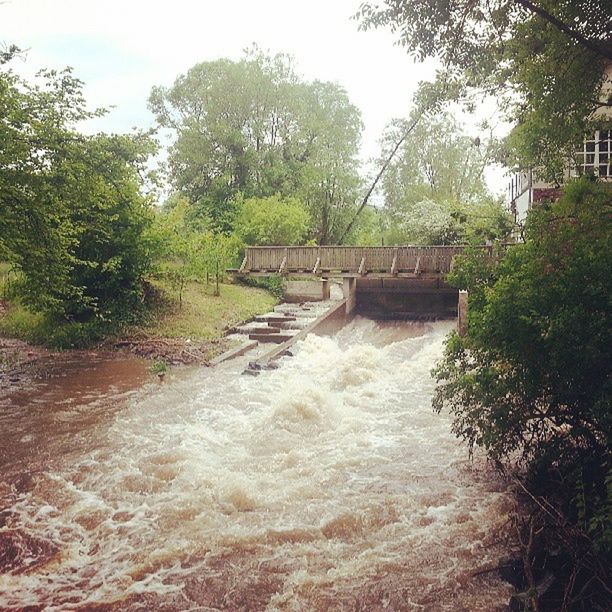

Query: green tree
[149,48,363,242]
[234,194,310,246]
[199,232,242,296]
[433,178,611,550]
[379,112,512,244]
[149,197,198,305]
[0,65,157,320]
[347,205,384,246]
[357,1,612,182]
[293,80,363,243]
[151,198,242,299]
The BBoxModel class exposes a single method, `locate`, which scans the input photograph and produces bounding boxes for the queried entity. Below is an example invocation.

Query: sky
[2,0,508,195]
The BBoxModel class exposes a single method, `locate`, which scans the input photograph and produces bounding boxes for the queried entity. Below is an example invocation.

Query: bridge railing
[239,245,490,276]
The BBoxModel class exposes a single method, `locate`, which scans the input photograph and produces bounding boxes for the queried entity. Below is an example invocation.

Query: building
[508,62,612,226]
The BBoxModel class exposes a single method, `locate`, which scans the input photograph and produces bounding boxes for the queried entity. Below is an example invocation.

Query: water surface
[0,319,513,610]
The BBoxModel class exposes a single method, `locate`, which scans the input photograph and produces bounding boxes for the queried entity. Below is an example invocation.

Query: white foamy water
[0,319,514,610]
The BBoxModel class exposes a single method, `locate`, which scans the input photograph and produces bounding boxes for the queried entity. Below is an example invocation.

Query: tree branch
[513,0,612,61]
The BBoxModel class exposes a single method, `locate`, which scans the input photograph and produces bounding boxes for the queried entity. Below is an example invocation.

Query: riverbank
[109,279,277,365]
[0,278,277,372]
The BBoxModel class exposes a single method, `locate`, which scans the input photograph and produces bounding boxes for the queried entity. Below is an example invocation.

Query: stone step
[254,315,297,324]
[248,333,295,343]
[246,326,281,334]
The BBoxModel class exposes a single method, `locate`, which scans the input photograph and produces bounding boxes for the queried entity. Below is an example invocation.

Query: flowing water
[0,319,515,611]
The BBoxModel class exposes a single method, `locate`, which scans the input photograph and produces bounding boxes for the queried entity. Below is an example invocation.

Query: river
[0,318,514,611]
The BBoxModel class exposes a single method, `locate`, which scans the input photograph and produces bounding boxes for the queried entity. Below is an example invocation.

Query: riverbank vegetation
[361,3,612,608]
[0,269,276,352]
[435,176,611,610]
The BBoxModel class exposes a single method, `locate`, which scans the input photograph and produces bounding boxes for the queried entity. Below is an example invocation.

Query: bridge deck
[233,245,484,277]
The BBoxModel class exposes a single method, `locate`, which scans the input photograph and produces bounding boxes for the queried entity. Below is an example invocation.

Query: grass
[0,302,120,349]
[139,278,277,340]
[0,268,278,349]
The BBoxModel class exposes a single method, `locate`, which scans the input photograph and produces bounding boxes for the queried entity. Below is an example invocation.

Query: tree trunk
[214,260,220,297]
[338,113,424,244]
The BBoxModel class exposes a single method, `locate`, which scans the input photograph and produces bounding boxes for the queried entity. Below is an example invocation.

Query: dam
[232,245,484,319]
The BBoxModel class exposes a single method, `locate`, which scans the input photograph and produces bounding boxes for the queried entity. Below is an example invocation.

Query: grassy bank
[136,278,277,340]
[0,268,277,352]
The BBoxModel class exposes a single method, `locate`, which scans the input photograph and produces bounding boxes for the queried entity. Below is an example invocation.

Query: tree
[234,195,310,246]
[433,178,611,551]
[293,80,363,243]
[200,232,242,297]
[0,65,157,320]
[357,1,612,181]
[149,47,363,243]
[151,198,242,300]
[378,112,512,244]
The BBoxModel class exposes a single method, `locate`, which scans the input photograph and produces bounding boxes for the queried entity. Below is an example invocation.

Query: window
[576,130,612,177]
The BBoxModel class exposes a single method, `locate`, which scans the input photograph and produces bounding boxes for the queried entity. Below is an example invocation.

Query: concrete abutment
[354,277,458,319]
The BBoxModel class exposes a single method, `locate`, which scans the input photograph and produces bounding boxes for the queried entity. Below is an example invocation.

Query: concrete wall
[283,280,325,303]
[354,278,458,319]
[310,299,352,337]
[283,277,459,319]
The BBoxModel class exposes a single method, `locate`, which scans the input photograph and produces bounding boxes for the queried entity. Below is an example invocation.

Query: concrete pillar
[343,277,357,315]
[321,278,330,300]
[458,290,468,336]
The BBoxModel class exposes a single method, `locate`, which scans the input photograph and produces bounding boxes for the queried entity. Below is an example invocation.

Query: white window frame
[575,129,612,178]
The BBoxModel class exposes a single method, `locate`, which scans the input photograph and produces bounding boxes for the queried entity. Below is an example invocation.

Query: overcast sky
[3,0,507,194]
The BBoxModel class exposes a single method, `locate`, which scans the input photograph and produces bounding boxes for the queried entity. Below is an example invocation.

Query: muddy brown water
[0,319,515,611]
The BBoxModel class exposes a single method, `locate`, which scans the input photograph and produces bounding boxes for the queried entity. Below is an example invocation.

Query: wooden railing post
[391,247,398,275]
[279,248,288,274]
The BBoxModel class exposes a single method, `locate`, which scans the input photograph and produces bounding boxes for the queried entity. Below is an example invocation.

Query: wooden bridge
[236,245,475,277]
[231,245,483,320]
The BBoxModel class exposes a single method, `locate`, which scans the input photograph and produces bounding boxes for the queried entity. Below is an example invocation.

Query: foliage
[0,64,158,322]
[234,194,310,246]
[346,205,384,246]
[433,178,612,551]
[150,200,242,300]
[238,274,286,300]
[357,1,612,182]
[149,47,363,243]
[150,359,169,375]
[0,297,119,348]
[379,112,513,244]
[382,113,490,207]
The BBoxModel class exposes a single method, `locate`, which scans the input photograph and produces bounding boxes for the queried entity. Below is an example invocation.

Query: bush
[433,179,611,553]
[0,67,158,323]
[0,301,118,348]
[238,274,285,300]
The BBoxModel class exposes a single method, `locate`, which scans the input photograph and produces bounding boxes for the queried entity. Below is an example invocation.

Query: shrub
[238,274,285,300]
[433,178,612,552]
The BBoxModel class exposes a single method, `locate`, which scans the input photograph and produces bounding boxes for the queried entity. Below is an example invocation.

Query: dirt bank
[0,337,55,401]
[108,334,230,365]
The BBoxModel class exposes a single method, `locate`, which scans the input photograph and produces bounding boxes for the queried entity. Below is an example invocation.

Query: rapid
[0,318,515,611]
